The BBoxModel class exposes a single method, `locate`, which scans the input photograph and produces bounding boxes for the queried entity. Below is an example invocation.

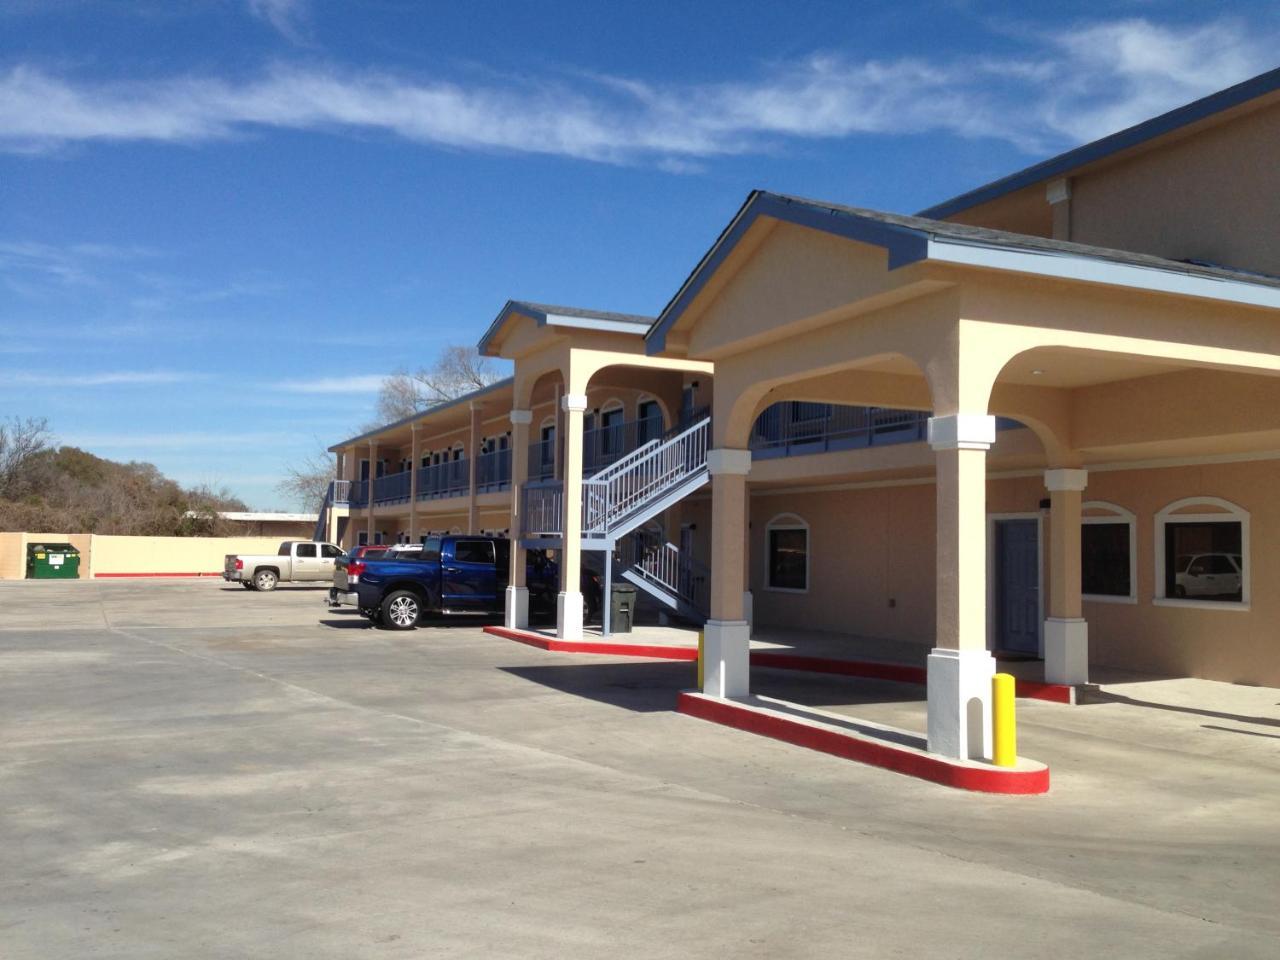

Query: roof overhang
[327,376,515,451]
[645,191,1280,355]
[479,300,653,357]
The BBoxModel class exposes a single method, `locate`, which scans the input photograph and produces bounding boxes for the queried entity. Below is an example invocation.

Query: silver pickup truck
[223,540,344,591]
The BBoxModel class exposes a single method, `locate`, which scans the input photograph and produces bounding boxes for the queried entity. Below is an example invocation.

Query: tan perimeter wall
[0,534,291,579]
[701,458,1280,688]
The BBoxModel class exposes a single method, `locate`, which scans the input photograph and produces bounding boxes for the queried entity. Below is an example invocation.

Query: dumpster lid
[29,542,78,553]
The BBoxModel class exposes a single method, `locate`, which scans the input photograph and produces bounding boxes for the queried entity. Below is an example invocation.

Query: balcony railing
[349,478,369,508]
[750,403,929,459]
[373,469,413,504]
[416,458,470,500]
[522,480,564,536]
[476,447,512,492]
[329,479,350,505]
[583,414,665,474]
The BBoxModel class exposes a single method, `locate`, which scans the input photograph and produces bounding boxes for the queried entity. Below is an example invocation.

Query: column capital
[707,448,752,476]
[469,400,485,412]
[509,408,533,425]
[562,393,589,413]
[1044,468,1088,492]
[927,414,995,451]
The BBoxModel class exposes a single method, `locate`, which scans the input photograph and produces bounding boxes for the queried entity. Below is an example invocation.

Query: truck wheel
[254,569,278,592]
[381,590,421,630]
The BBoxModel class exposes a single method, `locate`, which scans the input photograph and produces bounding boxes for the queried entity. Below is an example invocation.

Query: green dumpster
[27,542,81,580]
[609,583,637,634]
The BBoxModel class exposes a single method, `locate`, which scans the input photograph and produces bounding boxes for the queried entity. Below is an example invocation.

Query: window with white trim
[766,514,809,592]
[1081,501,1136,602]
[1155,497,1248,607]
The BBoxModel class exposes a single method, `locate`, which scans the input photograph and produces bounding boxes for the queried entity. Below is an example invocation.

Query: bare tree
[277,445,337,512]
[0,416,53,500]
[374,345,503,423]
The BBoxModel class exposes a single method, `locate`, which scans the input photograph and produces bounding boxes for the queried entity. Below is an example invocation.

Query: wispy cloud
[0,370,205,387]
[275,374,386,394]
[0,17,1271,162]
[0,239,158,287]
[246,0,311,45]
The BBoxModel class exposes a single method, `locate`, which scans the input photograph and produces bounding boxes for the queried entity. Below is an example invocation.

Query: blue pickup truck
[338,535,594,630]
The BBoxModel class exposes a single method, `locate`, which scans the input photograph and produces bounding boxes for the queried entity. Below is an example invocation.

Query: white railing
[329,479,351,505]
[624,538,710,615]
[522,480,564,536]
[583,418,709,536]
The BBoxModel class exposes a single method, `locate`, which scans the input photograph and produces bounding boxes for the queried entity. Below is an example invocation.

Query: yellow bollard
[697,631,705,691]
[992,673,1017,767]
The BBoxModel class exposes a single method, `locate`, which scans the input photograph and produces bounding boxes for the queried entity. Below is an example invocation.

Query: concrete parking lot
[2,579,1278,959]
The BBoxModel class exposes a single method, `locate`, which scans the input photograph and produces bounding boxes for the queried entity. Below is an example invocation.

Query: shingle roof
[775,193,1280,290]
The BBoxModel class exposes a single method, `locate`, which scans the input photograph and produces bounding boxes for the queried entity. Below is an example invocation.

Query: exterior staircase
[522,416,710,545]
[313,479,350,543]
[618,532,709,623]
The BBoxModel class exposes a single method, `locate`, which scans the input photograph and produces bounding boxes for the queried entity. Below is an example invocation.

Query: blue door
[995,519,1040,655]
[442,539,497,610]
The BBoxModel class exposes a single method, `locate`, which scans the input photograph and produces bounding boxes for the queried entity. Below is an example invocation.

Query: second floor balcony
[750,403,928,458]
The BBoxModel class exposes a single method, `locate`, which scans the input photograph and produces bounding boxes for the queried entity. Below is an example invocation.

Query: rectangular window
[638,400,662,444]
[321,544,342,558]
[454,540,495,565]
[296,543,316,558]
[1082,523,1131,598]
[1164,521,1243,602]
[767,527,808,591]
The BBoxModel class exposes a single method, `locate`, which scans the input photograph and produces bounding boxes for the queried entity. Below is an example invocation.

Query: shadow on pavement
[499,661,692,713]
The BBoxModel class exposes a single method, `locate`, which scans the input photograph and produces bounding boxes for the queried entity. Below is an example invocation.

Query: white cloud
[0,17,1271,162]
[246,0,311,44]
[0,370,204,386]
[275,374,386,394]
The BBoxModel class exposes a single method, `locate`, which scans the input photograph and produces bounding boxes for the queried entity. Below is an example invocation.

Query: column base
[702,619,750,698]
[504,586,529,630]
[1044,618,1088,685]
[557,590,584,641]
[927,648,996,760]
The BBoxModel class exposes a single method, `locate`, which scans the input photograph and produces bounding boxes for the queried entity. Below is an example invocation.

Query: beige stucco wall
[0,534,292,579]
[740,458,1279,687]
[1069,100,1280,277]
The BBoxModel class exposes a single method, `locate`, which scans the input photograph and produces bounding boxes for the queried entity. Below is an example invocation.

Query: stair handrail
[583,417,710,536]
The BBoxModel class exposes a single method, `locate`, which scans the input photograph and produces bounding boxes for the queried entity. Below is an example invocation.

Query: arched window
[1155,496,1249,608]
[1081,501,1137,604]
[766,513,809,593]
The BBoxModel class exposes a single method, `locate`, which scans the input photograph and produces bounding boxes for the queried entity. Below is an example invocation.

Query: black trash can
[609,583,637,634]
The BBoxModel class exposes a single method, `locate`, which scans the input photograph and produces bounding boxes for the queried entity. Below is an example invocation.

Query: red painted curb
[483,627,1073,703]
[483,625,699,661]
[678,692,1050,795]
[94,572,223,579]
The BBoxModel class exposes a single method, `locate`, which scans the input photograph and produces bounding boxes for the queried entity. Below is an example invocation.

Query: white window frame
[1154,496,1250,611]
[765,513,810,594]
[1081,501,1138,605]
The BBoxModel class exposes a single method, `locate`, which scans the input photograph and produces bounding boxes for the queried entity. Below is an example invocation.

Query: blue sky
[2,1,1276,508]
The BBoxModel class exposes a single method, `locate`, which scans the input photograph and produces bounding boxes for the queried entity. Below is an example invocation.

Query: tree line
[0,417,248,536]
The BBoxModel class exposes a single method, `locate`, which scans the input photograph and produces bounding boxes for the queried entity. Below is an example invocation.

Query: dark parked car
[338,536,603,629]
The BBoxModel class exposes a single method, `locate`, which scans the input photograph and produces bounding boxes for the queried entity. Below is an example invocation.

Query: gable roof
[917,65,1280,220]
[478,299,653,356]
[645,190,1280,354]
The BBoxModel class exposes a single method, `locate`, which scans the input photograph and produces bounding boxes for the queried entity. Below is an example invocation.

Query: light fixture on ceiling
[1031,369,1046,376]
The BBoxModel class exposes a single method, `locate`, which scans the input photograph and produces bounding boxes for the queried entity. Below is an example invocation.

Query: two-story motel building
[326,68,1280,762]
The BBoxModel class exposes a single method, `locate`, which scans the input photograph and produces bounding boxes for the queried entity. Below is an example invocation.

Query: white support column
[505,408,532,629]
[557,393,587,640]
[1045,467,1089,685]
[704,448,752,698]
[926,414,997,760]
